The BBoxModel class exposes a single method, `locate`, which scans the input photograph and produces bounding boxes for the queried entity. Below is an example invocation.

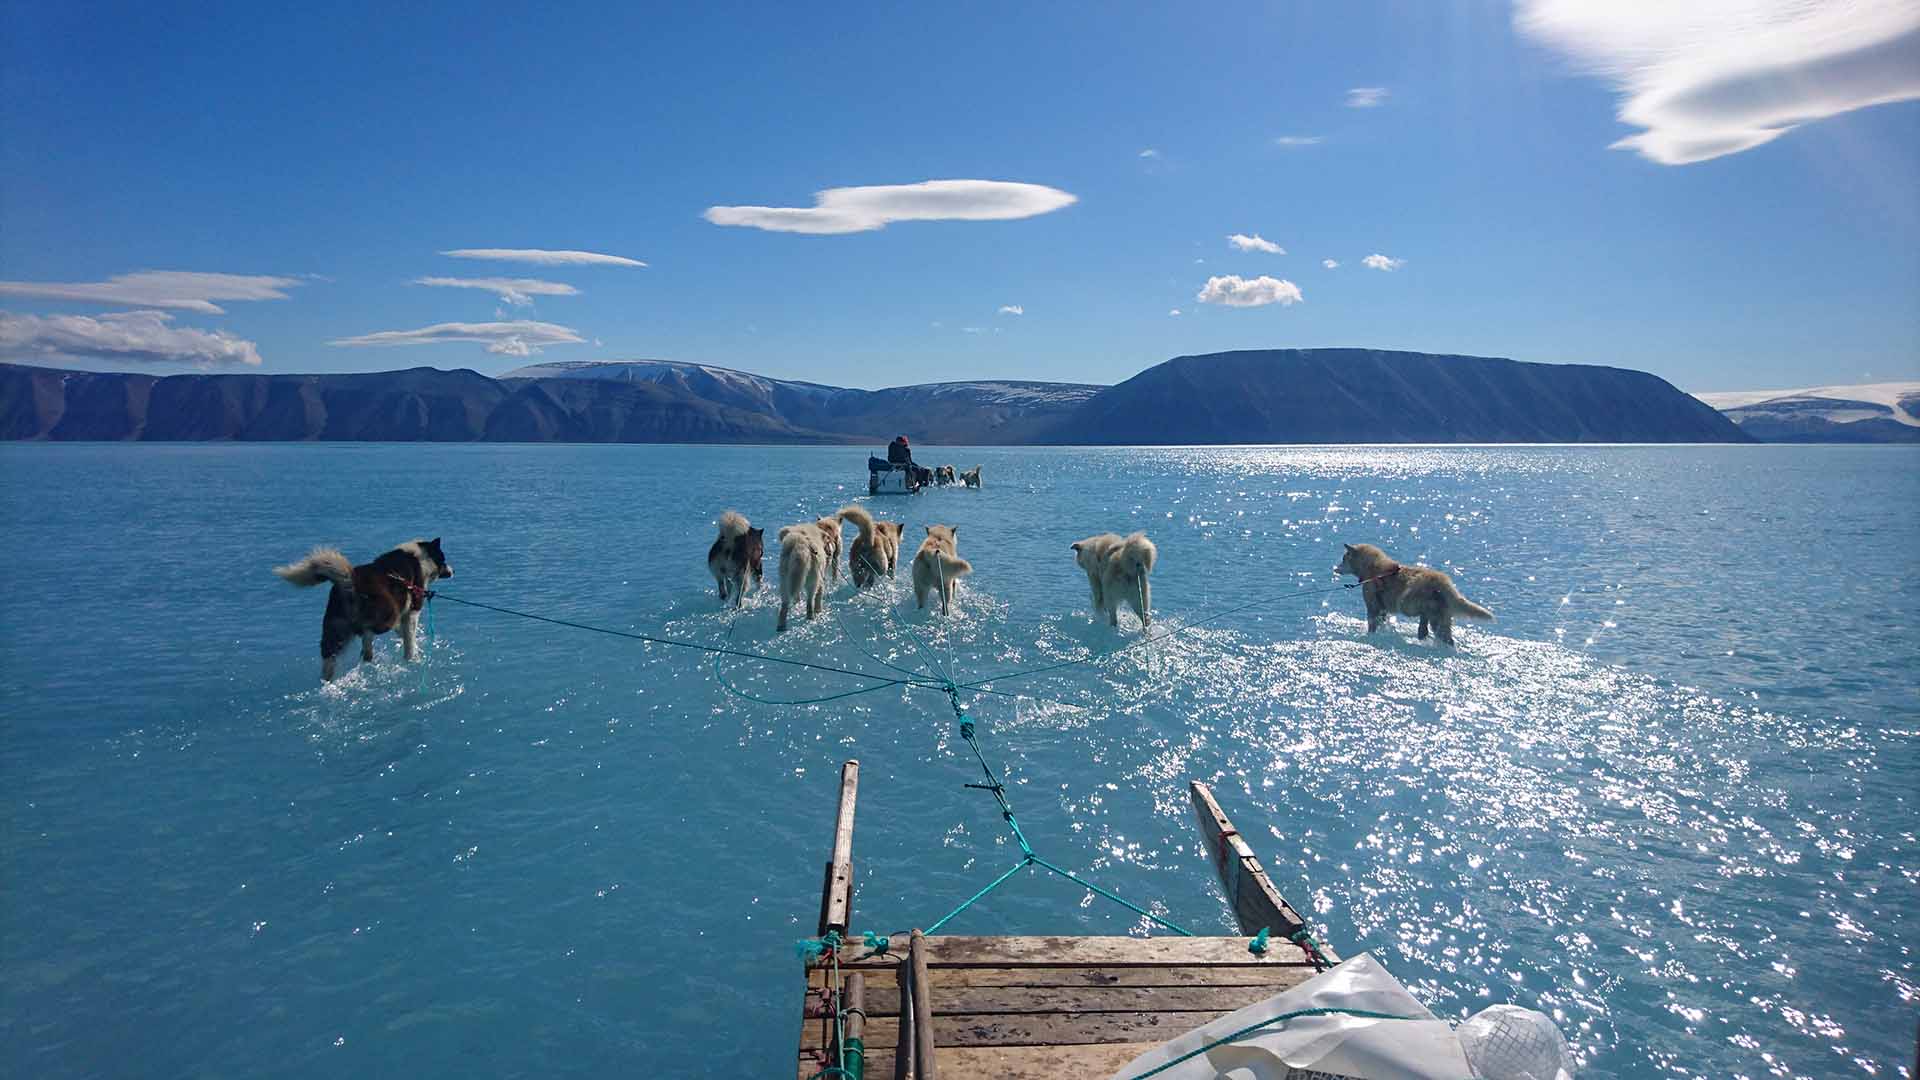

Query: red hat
[899,435,910,443]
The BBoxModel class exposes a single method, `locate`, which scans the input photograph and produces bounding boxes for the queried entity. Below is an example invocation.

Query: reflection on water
[0,442,1914,1078]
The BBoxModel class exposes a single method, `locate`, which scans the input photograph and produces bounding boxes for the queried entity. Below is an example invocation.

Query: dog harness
[387,571,435,607]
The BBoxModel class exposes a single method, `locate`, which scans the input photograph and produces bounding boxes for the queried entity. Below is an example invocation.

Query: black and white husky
[274,538,453,681]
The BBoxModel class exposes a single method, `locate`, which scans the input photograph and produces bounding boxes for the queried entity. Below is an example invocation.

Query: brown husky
[1335,543,1492,645]
[707,510,765,608]
[274,538,453,681]
[837,504,903,587]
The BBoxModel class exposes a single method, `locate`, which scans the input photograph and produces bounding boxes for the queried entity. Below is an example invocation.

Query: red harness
[1345,566,1401,589]
[388,572,435,606]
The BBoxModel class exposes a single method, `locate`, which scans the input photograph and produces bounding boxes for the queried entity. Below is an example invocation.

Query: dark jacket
[887,438,912,464]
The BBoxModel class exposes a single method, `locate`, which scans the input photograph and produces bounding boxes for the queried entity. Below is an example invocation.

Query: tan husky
[812,513,844,583]
[1335,542,1492,645]
[776,523,830,631]
[1070,531,1157,628]
[837,504,903,587]
[911,524,973,614]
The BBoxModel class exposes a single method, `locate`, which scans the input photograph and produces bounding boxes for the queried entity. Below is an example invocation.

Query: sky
[1,1,1917,393]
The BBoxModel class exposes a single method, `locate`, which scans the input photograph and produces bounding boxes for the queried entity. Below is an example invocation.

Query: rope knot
[1248,926,1271,956]
[959,719,975,740]
[861,930,890,955]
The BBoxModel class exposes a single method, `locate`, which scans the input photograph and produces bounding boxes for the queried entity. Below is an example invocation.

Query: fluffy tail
[274,547,353,588]
[837,504,875,543]
[717,510,750,539]
[1450,591,1495,621]
[940,553,973,578]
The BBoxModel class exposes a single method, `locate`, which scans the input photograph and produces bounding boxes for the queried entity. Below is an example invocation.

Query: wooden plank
[812,963,1302,990]
[909,929,937,1079]
[803,1009,1231,1051]
[808,980,1298,1022]
[803,1042,1162,1080]
[818,759,860,937]
[844,973,866,1070]
[1188,782,1341,965]
[836,934,1317,969]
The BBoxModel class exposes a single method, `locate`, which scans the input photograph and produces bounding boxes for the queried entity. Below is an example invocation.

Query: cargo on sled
[868,455,928,495]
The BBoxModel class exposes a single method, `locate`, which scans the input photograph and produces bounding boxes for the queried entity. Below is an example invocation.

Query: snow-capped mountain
[501,359,1103,443]
[1695,382,1920,442]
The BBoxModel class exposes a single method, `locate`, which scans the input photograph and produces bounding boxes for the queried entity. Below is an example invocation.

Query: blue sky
[2,1,1916,392]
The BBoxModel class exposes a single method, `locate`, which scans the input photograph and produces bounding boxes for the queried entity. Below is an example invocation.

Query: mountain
[1046,349,1749,444]
[1694,382,1920,443]
[0,363,830,443]
[502,359,1100,443]
[2,348,1753,444]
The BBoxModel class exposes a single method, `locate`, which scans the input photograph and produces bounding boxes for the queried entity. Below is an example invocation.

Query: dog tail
[274,547,353,589]
[1119,531,1157,575]
[837,504,875,542]
[1450,591,1495,622]
[939,553,973,578]
[717,510,750,539]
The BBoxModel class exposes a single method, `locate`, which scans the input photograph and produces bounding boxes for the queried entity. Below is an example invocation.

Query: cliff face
[2,348,1756,444]
[1044,349,1751,444]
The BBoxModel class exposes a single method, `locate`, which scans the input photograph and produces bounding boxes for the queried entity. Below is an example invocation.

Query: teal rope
[920,679,1196,937]
[1120,1007,1420,1080]
[923,858,1031,935]
[1030,855,1195,937]
[713,608,935,706]
[433,593,923,687]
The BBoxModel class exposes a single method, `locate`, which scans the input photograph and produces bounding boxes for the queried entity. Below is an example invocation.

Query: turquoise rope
[1120,1007,1421,1080]
[923,858,1032,935]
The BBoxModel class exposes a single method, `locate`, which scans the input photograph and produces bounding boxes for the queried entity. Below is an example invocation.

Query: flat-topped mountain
[1,348,1752,444]
[1046,349,1748,444]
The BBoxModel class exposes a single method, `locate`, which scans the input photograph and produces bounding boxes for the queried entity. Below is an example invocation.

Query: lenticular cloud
[0,310,263,367]
[330,320,585,357]
[1516,0,1920,164]
[704,180,1078,235]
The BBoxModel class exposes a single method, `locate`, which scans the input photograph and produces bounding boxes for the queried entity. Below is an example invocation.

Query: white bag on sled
[1110,952,1573,1080]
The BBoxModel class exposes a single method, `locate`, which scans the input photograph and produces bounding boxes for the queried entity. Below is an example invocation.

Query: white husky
[776,522,829,631]
[1071,531,1156,628]
[911,524,973,614]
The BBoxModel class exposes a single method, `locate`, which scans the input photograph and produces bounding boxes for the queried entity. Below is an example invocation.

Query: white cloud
[1196,275,1304,308]
[1168,309,1183,317]
[1346,87,1390,108]
[704,179,1078,235]
[0,270,301,314]
[1273,135,1325,147]
[412,277,580,306]
[440,249,647,268]
[0,309,262,367]
[1227,233,1286,254]
[1362,254,1405,271]
[997,305,1024,316]
[330,320,585,357]
[1323,259,1340,269]
[961,326,987,334]
[1515,0,1920,164]
[1138,148,1161,158]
